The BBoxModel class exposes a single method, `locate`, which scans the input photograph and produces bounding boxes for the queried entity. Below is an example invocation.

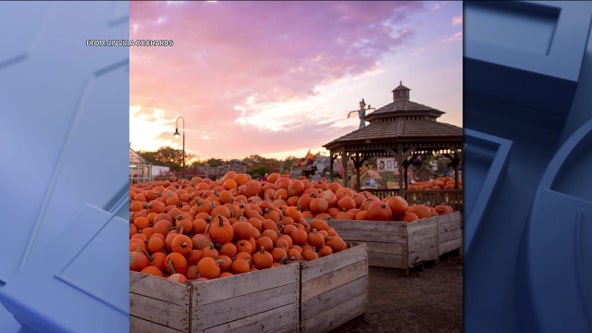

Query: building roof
[129,148,148,165]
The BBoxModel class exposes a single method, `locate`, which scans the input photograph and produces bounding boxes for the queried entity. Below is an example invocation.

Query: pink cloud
[130,1,429,159]
[452,16,463,26]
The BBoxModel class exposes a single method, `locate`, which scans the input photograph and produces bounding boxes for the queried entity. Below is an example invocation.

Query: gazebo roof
[324,118,462,150]
[323,82,462,151]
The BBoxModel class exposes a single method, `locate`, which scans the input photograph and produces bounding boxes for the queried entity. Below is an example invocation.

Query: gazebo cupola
[393,81,410,102]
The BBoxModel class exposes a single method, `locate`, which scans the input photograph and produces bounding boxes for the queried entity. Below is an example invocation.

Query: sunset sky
[129,1,462,162]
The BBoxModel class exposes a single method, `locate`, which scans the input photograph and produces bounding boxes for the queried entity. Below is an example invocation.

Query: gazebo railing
[366,189,463,212]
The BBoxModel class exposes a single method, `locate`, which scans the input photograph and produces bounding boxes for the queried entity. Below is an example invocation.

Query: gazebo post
[341,150,349,188]
[355,153,361,191]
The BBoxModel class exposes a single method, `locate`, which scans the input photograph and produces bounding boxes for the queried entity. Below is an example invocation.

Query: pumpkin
[197,257,221,279]
[219,242,238,258]
[208,215,234,244]
[326,236,347,252]
[383,196,408,220]
[434,204,454,215]
[171,234,193,256]
[290,229,308,246]
[307,229,325,249]
[252,247,274,269]
[309,197,329,214]
[271,247,288,263]
[140,265,163,277]
[167,273,187,284]
[164,252,187,275]
[366,201,393,221]
[256,236,274,252]
[407,205,433,219]
[231,258,251,274]
[130,247,149,272]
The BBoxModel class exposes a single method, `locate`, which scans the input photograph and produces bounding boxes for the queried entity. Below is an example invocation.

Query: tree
[282,156,301,171]
[247,165,268,180]
[206,158,224,167]
[137,146,193,172]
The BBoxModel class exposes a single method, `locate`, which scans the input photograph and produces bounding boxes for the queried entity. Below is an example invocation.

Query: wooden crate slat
[408,248,439,266]
[363,241,407,254]
[193,283,299,331]
[130,293,190,331]
[300,291,367,333]
[439,229,462,243]
[330,219,407,234]
[130,315,186,333]
[191,263,299,305]
[407,219,438,239]
[367,251,407,269]
[301,259,368,303]
[202,303,299,333]
[301,275,368,319]
[408,235,438,250]
[439,239,463,256]
[130,271,191,305]
[333,229,406,243]
[300,244,367,283]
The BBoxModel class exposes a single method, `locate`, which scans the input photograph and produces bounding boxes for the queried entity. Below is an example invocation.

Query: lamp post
[174,116,185,179]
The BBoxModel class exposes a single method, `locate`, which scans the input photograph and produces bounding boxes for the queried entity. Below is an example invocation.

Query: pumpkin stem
[143,249,153,261]
[218,215,224,226]
[168,258,177,274]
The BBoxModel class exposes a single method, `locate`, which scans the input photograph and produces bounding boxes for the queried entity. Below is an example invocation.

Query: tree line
[135,146,303,179]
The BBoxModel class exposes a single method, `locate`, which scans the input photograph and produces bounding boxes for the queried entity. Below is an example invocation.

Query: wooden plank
[130,271,191,305]
[437,212,462,233]
[190,263,299,305]
[365,241,407,255]
[301,276,368,319]
[300,291,367,333]
[408,236,438,251]
[301,244,367,283]
[408,247,439,266]
[329,219,408,233]
[439,239,463,255]
[130,293,190,332]
[333,229,406,243]
[407,219,438,239]
[202,303,299,333]
[131,316,185,333]
[439,229,462,243]
[367,252,407,269]
[193,283,299,331]
[301,259,368,302]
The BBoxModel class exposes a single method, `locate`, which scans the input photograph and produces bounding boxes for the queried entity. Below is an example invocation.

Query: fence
[367,189,463,212]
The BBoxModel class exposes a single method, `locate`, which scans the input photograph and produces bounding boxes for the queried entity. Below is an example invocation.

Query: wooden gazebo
[323,82,463,207]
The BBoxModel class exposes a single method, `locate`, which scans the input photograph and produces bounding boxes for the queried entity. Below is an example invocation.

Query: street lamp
[174,116,185,179]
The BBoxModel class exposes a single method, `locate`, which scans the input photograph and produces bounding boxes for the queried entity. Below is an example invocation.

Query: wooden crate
[436,211,463,256]
[130,271,192,333]
[299,243,369,333]
[328,217,439,269]
[130,262,300,333]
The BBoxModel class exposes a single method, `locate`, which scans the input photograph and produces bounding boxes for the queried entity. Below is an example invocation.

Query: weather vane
[347,98,375,129]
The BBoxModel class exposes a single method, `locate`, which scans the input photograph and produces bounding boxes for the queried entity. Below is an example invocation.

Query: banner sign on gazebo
[377,158,397,172]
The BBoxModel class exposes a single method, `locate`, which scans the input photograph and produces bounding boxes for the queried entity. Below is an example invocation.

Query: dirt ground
[337,252,463,333]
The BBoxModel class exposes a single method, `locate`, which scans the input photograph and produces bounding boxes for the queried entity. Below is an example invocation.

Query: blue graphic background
[464,1,592,332]
[0,2,129,332]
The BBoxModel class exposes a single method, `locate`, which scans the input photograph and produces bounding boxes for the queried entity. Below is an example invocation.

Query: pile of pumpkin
[129,172,455,283]
[407,176,462,191]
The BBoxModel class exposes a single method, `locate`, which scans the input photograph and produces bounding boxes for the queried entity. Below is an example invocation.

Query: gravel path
[336,253,463,333]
